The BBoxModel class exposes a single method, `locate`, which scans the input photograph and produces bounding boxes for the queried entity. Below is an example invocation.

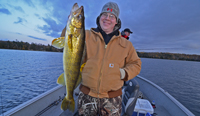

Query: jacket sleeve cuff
[120,68,126,79]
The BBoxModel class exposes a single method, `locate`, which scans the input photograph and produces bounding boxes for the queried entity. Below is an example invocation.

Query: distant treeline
[0,40,63,52]
[1,40,200,62]
[137,52,200,62]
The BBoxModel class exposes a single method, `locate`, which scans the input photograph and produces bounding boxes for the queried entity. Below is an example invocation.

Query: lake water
[0,49,199,115]
[0,49,63,115]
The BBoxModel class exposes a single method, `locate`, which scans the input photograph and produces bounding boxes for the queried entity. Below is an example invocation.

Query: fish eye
[78,15,82,19]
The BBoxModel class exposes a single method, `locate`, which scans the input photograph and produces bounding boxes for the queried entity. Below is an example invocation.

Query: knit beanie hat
[100,2,120,21]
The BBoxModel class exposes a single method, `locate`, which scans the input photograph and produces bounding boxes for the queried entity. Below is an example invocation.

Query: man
[61,2,141,116]
[121,28,133,40]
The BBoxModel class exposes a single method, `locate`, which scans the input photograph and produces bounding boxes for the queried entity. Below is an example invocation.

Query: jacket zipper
[96,35,116,114]
[97,36,116,97]
[97,44,107,114]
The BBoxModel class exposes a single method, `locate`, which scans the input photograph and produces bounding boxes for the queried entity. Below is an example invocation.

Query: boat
[1,75,195,116]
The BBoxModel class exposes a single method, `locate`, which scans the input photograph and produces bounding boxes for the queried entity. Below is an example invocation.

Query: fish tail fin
[61,97,75,112]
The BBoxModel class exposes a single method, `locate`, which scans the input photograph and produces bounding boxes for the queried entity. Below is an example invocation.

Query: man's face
[125,31,130,37]
[99,12,117,34]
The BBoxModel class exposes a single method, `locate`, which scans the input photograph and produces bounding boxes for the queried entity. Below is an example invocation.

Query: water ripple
[0,49,63,114]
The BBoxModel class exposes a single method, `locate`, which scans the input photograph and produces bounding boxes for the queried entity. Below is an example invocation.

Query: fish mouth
[73,6,84,17]
[70,3,84,17]
[71,3,79,13]
[70,5,84,28]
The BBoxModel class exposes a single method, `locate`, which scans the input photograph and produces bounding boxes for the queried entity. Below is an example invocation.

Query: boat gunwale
[1,85,65,116]
[136,75,195,116]
[1,76,195,116]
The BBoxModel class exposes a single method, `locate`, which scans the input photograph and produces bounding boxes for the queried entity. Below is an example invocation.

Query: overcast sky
[1,0,200,55]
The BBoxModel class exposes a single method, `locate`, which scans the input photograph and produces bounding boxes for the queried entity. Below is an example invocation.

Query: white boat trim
[1,85,66,116]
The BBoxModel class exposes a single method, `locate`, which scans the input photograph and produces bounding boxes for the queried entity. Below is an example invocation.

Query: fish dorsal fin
[52,37,65,49]
[57,73,65,86]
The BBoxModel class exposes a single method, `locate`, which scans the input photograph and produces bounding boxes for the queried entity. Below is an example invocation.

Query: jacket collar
[90,28,127,48]
[91,27,120,40]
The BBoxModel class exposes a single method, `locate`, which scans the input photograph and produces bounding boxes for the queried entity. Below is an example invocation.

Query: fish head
[70,4,84,29]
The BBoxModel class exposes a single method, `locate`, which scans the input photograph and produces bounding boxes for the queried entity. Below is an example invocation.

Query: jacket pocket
[101,62,123,92]
[82,58,100,91]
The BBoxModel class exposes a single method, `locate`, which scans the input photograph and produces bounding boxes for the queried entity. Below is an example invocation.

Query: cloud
[42,17,61,32]
[187,43,200,49]
[46,1,104,29]
[34,13,40,18]
[120,0,200,55]
[28,35,47,41]
[23,0,35,7]
[37,24,61,38]
[1,0,200,55]
[0,8,11,15]
[37,17,63,38]
[15,32,23,35]
[14,17,27,24]
[6,4,25,13]
[13,6,25,13]
[39,0,71,25]
[35,0,104,38]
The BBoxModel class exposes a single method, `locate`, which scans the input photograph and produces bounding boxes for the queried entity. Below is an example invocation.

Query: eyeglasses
[101,13,116,20]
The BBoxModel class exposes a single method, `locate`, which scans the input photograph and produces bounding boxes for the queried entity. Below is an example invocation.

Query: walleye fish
[51,3,85,112]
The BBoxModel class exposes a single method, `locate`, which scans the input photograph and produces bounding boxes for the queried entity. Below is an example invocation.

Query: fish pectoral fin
[52,37,65,49]
[68,34,73,50]
[61,97,75,111]
[74,73,82,89]
[57,73,65,86]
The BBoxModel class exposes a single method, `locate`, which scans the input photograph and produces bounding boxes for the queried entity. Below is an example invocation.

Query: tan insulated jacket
[80,28,142,98]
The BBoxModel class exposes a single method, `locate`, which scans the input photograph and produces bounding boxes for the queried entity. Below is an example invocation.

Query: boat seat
[122,78,140,116]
